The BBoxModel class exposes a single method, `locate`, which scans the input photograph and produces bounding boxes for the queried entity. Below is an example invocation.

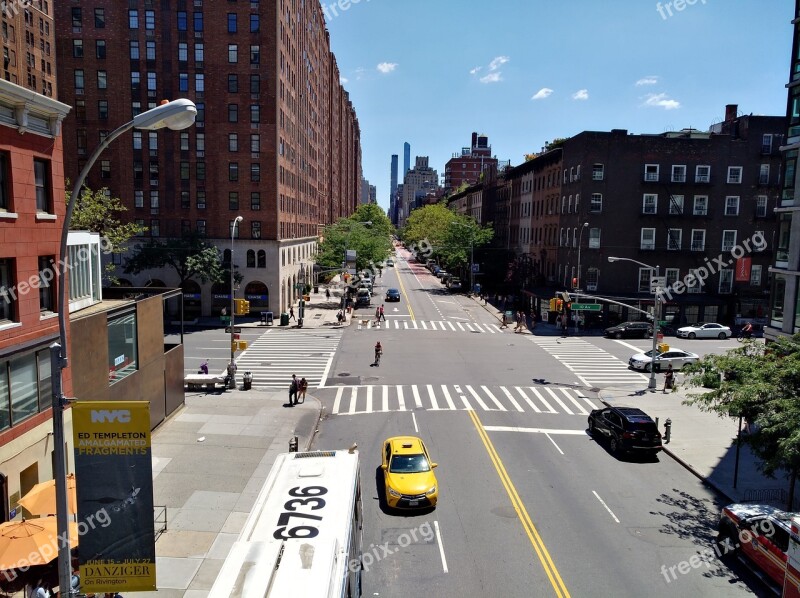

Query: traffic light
[549,298,557,311]
[572,277,578,288]
[234,298,250,315]
[556,299,563,312]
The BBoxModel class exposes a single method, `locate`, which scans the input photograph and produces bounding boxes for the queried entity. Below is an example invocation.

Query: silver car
[629,348,700,372]
[677,322,732,339]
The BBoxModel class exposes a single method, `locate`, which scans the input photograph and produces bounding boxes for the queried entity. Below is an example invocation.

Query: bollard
[664,418,672,444]
[289,435,299,453]
[243,371,253,391]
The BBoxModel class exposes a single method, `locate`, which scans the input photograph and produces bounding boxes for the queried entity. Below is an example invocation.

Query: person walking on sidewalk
[289,374,299,405]
[663,364,675,393]
[375,305,381,323]
[379,304,386,321]
[326,288,331,300]
[289,306,296,322]
[298,377,308,403]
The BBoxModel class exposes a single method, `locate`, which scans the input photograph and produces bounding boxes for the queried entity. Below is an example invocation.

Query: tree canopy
[683,335,800,509]
[123,231,229,286]
[316,204,394,274]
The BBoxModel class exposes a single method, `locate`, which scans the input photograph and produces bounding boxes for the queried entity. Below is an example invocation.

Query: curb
[301,395,324,451]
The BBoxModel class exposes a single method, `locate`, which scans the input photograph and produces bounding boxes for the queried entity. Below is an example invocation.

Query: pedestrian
[375,305,381,323]
[29,579,49,598]
[326,288,331,300]
[289,374,298,405]
[226,361,237,388]
[663,364,675,393]
[561,315,568,336]
[289,306,296,321]
[379,304,386,321]
[299,377,308,402]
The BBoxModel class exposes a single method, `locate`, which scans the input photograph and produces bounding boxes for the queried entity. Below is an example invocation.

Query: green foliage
[544,137,569,151]
[124,231,229,285]
[683,335,800,507]
[316,205,394,273]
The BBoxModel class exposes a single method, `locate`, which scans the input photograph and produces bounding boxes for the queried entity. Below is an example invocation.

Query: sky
[324,0,795,213]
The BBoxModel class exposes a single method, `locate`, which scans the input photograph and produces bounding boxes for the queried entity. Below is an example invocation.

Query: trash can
[658,343,670,353]
[243,371,253,390]
[280,312,289,326]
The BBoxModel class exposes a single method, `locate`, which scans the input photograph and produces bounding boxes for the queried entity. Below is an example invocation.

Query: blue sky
[325,0,794,212]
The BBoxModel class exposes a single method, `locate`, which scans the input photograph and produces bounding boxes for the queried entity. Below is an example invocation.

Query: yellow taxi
[381,436,438,509]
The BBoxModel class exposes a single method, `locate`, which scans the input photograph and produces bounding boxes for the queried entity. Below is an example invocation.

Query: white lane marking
[427,384,440,410]
[332,386,344,414]
[421,321,429,330]
[544,433,564,455]
[397,385,406,411]
[348,386,358,415]
[441,385,456,410]
[500,386,524,412]
[486,325,496,334]
[466,323,475,332]
[449,316,469,321]
[481,386,506,411]
[366,385,373,414]
[613,339,647,353]
[404,321,409,329]
[465,385,490,410]
[382,385,389,412]
[457,322,466,331]
[434,520,449,574]
[412,320,419,330]
[483,426,586,435]
[516,387,541,413]
[412,385,423,409]
[592,490,620,524]
[412,411,419,433]
[473,323,485,333]
[532,387,557,413]
[454,384,472,410]
[446,321,457,331]
[547,388,573,415]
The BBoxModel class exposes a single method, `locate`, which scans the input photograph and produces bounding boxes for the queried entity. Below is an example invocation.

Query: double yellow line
[394,259,416,320]
[468,410,571,598]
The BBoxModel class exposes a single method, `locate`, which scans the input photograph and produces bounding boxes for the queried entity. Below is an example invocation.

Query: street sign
[650,276,667,294]
[570,303,601,311]
[471,263,479,273]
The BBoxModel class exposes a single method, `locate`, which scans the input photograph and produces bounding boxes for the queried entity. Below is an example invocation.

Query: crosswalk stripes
[321,384,600,416]
[234,329,343,388]
[355,319,502,333]
[528,337,649,387]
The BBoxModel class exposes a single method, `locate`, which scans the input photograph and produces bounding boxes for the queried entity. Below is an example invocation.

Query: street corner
[289,394,323,451]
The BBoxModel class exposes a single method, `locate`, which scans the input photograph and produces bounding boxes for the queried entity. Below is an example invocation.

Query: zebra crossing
[234,329,343,388]
[356,319,504,333]
[529,337,649,387]
[321,384,600,416]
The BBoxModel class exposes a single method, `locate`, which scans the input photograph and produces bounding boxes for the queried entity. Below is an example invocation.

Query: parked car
[717,503,792,593]
[381,436,438,509]
[447,279,463,292]
[587,406,663,455]
[385,288,401,302]
[604,321,653,339]
[355,289,371,307]
[628,348,699,372]
[677,322,732,339]
[436,270,450,281]
[386,258,394,267]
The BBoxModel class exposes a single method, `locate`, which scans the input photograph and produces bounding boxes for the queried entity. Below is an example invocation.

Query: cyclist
[740,321,754,340]
[374,341,383,366]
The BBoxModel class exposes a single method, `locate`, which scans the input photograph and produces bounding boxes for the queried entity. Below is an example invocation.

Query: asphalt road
[311,248,767,597]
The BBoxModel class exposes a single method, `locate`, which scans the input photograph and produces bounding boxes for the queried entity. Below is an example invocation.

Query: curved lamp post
[574,222,589,333]
[450,221,474,295]
[607,256,660,390]
[230,216,244,368]
[53,99,197,595]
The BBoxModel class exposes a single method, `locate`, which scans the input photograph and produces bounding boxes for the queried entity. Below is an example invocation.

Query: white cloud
[636,76,659,86]
[480,72,503,84]
[376,62,398,74]
[572,89,589,100]
[488,56,510,71]
[531,88,554,100]
[469,66,482,75]
[643,92,681,110]
[355,67,367,80]
[340,76,349,84]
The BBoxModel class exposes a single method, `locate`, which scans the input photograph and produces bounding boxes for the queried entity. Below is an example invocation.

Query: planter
[303,294,310,301]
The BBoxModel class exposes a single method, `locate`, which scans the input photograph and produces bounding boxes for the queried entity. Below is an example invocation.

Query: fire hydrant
[289,435,299,452]
[664,418,672,444]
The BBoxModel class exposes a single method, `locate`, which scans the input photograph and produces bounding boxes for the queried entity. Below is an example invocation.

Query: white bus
[210,448,362,598]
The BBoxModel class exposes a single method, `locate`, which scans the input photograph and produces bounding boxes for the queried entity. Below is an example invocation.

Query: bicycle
[374,350,382,366]
[737,331,753,342]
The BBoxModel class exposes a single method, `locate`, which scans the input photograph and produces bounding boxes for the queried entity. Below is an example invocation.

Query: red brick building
[1,0,56,97]
[54,0,362,315]
[444,132,497,192]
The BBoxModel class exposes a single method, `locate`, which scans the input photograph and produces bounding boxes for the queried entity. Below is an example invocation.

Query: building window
[756,195,768,217]
[228,74,238,93]
[145,9,155,29]
[177,42,188,63]
[134,190,143,208]
[195,73,204,92]
[71,7,81,29]
[193,12,203,31]
[179,73,188,92]
[668,195,684,214]
[667,228,682,250]
[695,165,710,183]
[640,228,655,250]
[229,163,239,181]
[229,192,239,210]
[228,104,238,122]
[759,164,770,185]
[196,133,205,154]
[177,11,187,31]
[644,164,659,182]
[642,194,657,214]
[691,229,705,252]
[38,256,54,313]
[257,250,266,268]
[129,41,139,59]
[693,195,708,216]
[196,162,205,181]
[72,39,83,58]
[100,160,110,179]
[97,100,108,120]
[107,312,138,385]
[74,69,84,92]
[251,192,261,210]
[228,133,238,152]
[150,191,159,215]
[250,105,260,123]
[94,8,105,28]
[250,134,260,153]
[147,72,156,91]
[722,230,737,252]
[228,44,238,63]
[146,40,156,61]
[638,268,652,293]
[724,196,740,216]
[95,40,106,59]
[727,166,743,184]
[34,159,51,213]
[227,13,237,33]
[751,265,762,286]
[196,191,206,209]
[0,154,9,211]
[588,228,600,249]
[131,71,140,90]
[129,9,139,29]
[97,70,107,89]
[665,268,679,287]
[250,14,260,32]
[251,221,261,239]
[250,75,260,94]
[197,219,206,235]
[762,134,773,154]
[180,161,189,181]
[589,193,602,213]
[0,259,15,322]
[591,163,604,181]
[150,219,160,237]
[251,163,260,182]
[250,45,260,64]
[718,269,733,294]
[671,165,686,182]
[178,132,188,151]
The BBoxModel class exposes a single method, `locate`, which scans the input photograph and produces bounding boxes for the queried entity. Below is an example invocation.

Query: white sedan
[676,323,732,339]
[629,349,700,372]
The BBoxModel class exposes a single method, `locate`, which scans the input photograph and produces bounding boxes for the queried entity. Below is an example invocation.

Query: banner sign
[735,257,752,282]
[72,401,156,592]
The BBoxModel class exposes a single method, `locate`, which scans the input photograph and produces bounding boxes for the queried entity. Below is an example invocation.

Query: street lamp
[230,215,244,369]
[450,221,474,295]
[607,256,661,390]
[576,222,589,290]
[340,220,372,311]
[53,99,197,595]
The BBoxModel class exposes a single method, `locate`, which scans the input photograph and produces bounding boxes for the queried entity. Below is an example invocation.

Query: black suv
[588,406,662,455]
[604,321,652,339]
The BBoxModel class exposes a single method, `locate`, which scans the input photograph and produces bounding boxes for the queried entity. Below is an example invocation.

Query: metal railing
[154,504,168,540]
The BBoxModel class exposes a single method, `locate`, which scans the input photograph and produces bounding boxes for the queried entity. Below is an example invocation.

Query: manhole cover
[338,372,351,377]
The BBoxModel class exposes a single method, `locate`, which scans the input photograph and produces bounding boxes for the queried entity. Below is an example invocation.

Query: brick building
[54,0,362,316]
[444,132,497,193]
[1,0,56,97]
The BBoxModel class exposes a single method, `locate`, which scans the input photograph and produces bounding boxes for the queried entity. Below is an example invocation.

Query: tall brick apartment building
[444,132,497,193]
[54,0,362,316]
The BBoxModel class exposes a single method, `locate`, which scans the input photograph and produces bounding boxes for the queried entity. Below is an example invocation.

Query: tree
[683,335,800,510]
[123,231,231,286]
[316,205,394,275]
[438,216,493,273]
[66,184,147,283]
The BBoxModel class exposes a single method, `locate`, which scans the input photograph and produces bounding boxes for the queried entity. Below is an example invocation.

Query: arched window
[257,250,266,268]
[246,249,256,268]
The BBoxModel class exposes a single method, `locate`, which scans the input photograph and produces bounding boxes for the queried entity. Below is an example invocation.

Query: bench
[184,374,225,391]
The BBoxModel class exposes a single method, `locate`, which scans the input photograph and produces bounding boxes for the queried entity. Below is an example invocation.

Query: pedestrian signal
[234,299,250,315]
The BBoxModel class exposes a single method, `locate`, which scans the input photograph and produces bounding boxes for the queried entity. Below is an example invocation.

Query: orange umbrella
[0,517,79,570]
[17,474,77,516]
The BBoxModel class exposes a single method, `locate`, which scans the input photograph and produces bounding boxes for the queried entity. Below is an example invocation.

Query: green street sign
[220,315,231,322]
[570,303,601,311]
